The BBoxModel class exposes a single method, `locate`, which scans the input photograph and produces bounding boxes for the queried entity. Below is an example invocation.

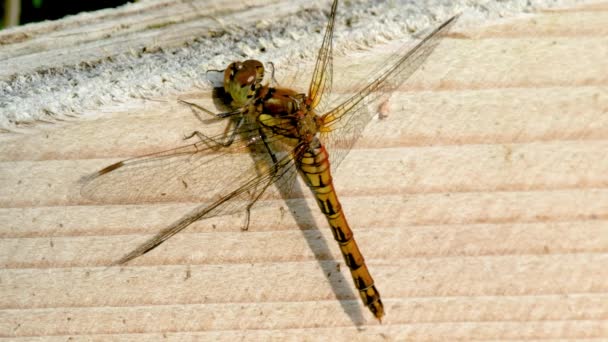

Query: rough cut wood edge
[0,0,597,132]
[1,0,608,341]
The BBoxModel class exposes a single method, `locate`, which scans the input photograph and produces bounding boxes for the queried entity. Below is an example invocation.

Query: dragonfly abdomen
[298,140,384,321]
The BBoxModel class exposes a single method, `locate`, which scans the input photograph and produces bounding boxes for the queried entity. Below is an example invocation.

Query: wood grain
[1,1,608,341]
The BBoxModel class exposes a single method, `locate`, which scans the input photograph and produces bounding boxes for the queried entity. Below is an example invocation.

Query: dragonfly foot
[184,130,235,148]
[241,205,253,231]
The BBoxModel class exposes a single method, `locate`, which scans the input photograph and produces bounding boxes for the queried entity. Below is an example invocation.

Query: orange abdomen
[297,142,384,320]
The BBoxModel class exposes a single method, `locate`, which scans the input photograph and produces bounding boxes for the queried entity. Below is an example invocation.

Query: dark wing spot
[98,161,124,175]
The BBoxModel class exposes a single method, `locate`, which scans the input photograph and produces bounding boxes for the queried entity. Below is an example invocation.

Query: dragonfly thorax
[257,87,303,116]
[256,87,320,142]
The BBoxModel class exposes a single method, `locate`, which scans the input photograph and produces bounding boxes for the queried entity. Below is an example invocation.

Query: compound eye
[225,62,241,80]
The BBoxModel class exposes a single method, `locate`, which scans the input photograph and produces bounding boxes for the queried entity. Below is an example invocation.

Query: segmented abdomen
[297,141,384,320]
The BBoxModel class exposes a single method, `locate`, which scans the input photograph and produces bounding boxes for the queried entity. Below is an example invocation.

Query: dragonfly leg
[259,128,279,165]
[267,61,279,86]
[242,172,276,231]
[241,128,280,231]
[178,99,247,119]
[184,116,245,148]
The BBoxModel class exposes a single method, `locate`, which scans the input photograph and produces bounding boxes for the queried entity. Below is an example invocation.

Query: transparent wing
[81,120,292,206]
[110,143,306,265]
[319,15,460,169]
[306,0,337,110]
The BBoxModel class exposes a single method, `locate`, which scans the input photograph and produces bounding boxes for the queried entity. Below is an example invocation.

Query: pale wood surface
[2,1,608,341]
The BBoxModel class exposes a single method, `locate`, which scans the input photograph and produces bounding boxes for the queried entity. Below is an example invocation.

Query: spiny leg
[183,115,245,148]
[267,62,279,86]
[241,128,280,231]
[178,98,247,119]
[179,98,249,148]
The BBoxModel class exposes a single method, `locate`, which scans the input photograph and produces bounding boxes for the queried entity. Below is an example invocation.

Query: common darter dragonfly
[82,0,459,321]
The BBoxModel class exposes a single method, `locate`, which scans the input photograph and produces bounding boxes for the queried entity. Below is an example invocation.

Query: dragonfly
[82,0,459,321]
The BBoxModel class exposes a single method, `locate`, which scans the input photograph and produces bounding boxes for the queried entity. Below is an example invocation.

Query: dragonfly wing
[307,0,337,111]
[113,144,305,265]
[320,15,460,169]
[81,121,284,206]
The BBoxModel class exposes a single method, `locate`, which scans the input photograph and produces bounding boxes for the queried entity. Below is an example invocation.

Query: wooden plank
[1,0,608,340]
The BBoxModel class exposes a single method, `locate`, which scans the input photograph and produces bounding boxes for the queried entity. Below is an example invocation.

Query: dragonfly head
[224,59,265,107]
